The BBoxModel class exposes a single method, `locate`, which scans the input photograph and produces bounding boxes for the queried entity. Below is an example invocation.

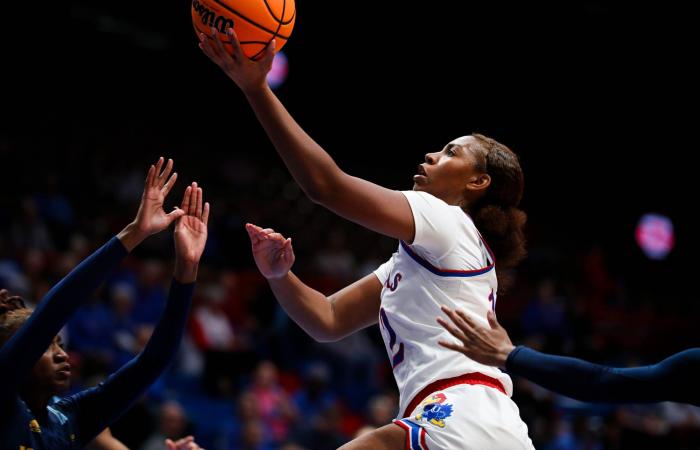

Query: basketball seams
[262,0,295,25]
[210,0,292,40]
[249,0,286,60]
[191,0,292,59]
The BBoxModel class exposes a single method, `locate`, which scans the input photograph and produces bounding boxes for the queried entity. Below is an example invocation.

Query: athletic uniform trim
[400,241,495,277]
[394,419,430,450]
[401,372,507,418]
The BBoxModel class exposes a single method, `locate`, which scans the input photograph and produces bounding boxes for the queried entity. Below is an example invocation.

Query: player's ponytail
[468,134,527,292]
[0,289,32,346]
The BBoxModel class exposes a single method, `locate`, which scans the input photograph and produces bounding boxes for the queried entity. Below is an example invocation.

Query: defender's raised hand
[119,157,185,251]
[174,183,210,283]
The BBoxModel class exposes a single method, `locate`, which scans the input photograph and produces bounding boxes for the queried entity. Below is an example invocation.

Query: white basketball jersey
[373,191,514,417]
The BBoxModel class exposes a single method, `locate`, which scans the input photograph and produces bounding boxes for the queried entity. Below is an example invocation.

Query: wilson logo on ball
[191,0,296,60]
[192,0,234,33]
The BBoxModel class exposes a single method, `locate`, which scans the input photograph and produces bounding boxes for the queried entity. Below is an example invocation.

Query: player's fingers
[162,172,178,197]
[454,309,479,330]
[246,229,261,246]
[146,164,155,186]
[199,33,220,62]
[267,232,287,242]
[166,207,186,222]
[438,340,466,353]
[255,237,285,251]
[202,202,210,226]
[261,39,276,66]
[154,157,165,183]
[196,187,203,219]
[282,238,294,263]
[210,27,229,60]
[225,27,245,60]
[486,310,500,330]
[442,306,471,334]
[180,186,192,214]
[189,182,198,215]
[436,317,468,343]
[158,158,174,188]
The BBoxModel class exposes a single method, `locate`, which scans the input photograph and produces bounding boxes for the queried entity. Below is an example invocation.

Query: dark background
[4,1,698,303]
[1,2,699,449]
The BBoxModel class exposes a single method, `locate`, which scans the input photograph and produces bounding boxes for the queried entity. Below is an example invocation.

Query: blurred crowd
[1,130,699,450]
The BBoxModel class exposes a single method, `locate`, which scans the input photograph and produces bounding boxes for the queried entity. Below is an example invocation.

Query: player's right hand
[245,223,295,279]
[132,157,185,237]
[198,27,275,95]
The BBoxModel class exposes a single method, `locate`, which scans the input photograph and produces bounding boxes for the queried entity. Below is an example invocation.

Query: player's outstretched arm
[199,29,415,242]
[246,223,381,342]
[0,158,183,409]
[438,306,700,405]
[69,184,208,445]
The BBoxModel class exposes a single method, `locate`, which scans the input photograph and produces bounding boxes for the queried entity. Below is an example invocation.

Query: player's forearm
[75,280,194,444]
[506,346,638,402]
[244,86,345,202]
[267,271,339,342]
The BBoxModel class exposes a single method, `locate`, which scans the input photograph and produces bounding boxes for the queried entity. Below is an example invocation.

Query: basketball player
[437,306,700,406]
[200,29,534,449]
[0,158,210,449]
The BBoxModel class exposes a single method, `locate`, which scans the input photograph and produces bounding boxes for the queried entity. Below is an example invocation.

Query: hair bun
[0,291,26,315]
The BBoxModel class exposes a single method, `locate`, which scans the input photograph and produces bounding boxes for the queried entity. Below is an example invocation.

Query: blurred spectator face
[239,392,261,421]
[254,361,278,389]
[160,401,187,438]
[369,394,396,426]
[140,260,165,287]
[242,420,265,448]
[135,325,154,352]
[23,249,46,277]
[112,284,134,318]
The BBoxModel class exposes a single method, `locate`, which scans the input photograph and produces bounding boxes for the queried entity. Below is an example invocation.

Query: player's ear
[466,173,491,192]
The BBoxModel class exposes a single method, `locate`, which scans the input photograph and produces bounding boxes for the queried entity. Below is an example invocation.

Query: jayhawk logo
[414,393,454,428]
[29,419,41,433]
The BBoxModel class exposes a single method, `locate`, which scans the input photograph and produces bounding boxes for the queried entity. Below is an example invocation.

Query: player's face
[413,136,485,205]
[30,335,71,394]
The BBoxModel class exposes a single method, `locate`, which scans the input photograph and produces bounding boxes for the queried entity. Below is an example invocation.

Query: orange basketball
[191,0,296,59]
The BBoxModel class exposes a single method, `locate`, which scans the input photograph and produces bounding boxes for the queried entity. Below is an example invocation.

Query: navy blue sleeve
[506,346,700,406]
[67,279,194,445]
[0,237,128,406]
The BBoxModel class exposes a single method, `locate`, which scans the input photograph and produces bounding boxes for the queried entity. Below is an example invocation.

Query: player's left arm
[71,185,208,444]
[198,31,416,243]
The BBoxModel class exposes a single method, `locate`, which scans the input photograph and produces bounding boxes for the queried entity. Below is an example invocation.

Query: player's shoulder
[402,190,451,208]
[402,191,467,222]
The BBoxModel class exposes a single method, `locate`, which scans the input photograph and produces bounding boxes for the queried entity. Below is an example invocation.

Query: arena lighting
[635,213,675,260]
[267,51,289,90]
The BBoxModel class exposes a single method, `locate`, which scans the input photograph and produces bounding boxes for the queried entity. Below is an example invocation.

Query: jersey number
[380,307,404,368]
